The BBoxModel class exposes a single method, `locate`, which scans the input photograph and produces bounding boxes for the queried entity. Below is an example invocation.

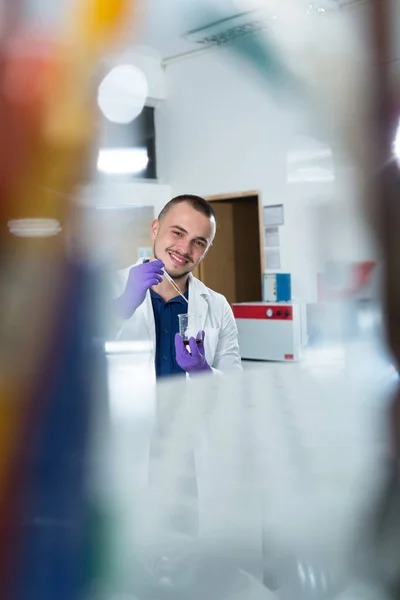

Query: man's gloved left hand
[175,331,212,375]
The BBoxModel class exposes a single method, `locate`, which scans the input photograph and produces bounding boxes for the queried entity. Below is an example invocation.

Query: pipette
[163,269,189,304]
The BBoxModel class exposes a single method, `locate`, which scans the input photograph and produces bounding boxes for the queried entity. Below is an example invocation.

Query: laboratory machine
[232,301,307,362]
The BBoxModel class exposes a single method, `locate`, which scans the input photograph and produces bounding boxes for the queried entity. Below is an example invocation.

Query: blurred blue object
[13,260,108,600]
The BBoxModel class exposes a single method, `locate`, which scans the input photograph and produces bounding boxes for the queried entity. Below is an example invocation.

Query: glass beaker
[178,313,203,347]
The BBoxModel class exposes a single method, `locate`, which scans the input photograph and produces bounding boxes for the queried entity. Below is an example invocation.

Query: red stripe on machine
[232,304,293,320]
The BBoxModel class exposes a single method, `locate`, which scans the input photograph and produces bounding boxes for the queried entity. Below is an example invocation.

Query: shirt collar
[150,288,189,304]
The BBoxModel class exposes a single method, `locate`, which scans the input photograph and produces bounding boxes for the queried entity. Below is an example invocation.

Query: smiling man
[114,194,242,378]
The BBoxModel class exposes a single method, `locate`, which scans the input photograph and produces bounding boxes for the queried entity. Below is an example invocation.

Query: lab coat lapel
[188,276,209,331]
[133,258,156,347]
[141,289,156,347]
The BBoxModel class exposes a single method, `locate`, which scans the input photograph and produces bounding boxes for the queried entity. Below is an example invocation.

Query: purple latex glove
[175,330,212,375]
[115,260,164,319]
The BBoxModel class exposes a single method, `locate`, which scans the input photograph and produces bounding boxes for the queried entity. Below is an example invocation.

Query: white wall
[157,47,289,200]
[156,46,324,301]
[156,12,377,302]
[115,50,167,101]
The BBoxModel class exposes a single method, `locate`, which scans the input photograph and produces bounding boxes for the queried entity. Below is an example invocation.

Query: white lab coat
[114,259,242,375]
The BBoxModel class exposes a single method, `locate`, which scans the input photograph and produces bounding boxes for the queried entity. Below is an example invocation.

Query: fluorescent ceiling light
[97,148,149,175]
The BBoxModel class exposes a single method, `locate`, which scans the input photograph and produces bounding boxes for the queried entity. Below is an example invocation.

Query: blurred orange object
[68,0,136,58]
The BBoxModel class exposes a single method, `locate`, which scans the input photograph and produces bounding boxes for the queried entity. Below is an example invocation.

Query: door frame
[200,190,265,279]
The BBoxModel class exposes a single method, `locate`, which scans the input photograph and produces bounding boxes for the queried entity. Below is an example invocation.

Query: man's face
[151,202,215,279]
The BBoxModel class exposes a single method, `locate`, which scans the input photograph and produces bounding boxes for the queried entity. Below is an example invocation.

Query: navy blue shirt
[150,288,189,378]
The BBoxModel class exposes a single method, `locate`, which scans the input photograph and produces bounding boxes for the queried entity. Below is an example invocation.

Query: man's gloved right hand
[115,260,165,319]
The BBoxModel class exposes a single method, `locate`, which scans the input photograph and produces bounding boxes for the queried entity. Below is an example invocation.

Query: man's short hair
[158,194,216,223]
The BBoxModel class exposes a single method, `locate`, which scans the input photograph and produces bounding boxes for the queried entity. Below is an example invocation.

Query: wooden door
[194,195,263,304]
[233,201,262,302]
[197,202,236,304]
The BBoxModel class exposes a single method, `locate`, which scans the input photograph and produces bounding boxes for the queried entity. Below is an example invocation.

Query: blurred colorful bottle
[0,0,137,598]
